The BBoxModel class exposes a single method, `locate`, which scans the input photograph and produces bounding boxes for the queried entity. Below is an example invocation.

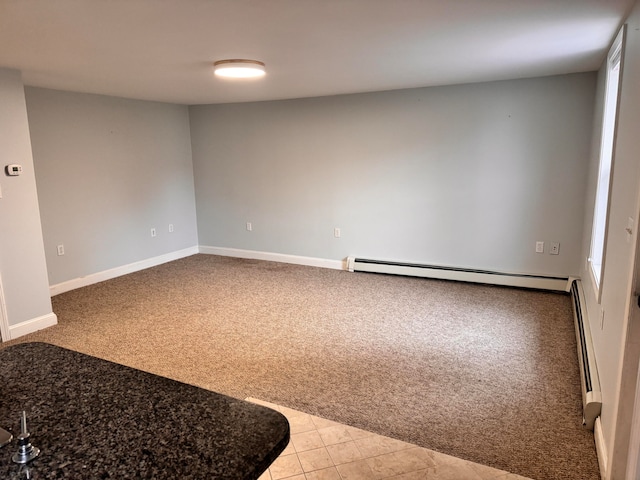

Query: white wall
[25,88,198,288]
[190,73,595,277]
[580,2,640,477]
[0,69,55,333]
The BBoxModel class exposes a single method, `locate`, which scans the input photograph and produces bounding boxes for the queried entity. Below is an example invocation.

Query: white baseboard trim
[49,246,199,296]
[595,416,608,480]
[9,312,58,340]
[199,246,345,271]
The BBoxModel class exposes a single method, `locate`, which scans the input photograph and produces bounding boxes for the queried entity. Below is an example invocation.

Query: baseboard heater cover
[570,279,602,430]
[346,257,570,291]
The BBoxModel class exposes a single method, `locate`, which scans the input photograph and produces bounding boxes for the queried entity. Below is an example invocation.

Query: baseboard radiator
[346,257,570,291]
[347,257,600,429]
[570,279,602,430]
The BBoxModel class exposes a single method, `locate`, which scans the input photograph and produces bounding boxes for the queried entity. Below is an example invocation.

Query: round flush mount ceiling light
[213,59,266,78]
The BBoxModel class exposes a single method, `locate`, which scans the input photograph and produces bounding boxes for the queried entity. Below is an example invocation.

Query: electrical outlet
[550,242,560,255]
[535,241,544,253]
[57,244,64,256]
[334,227,341,238]
[246,222,252,232]
[151,228,156,238]
[169,224,174,233]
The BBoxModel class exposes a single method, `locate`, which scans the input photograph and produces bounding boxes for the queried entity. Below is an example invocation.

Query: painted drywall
[25,88,198,287]
[580,3,640,477]
[0,69,54,329]
[190,73,595,277]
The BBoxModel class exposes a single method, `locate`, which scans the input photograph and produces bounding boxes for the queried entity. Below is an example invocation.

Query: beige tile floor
[247,398,532,480]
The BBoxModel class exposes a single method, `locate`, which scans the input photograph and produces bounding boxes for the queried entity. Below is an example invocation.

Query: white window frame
[588,26,625,303]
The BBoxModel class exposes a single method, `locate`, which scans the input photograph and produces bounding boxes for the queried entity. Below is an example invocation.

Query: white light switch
[535,241,544,253]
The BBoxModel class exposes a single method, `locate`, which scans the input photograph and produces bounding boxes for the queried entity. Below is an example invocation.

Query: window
[589,27,624,299]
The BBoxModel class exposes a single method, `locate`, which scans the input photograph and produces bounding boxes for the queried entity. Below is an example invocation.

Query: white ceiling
[0,0,634,105]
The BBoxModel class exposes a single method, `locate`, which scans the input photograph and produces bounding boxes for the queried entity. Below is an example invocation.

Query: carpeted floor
[4,254,599,480]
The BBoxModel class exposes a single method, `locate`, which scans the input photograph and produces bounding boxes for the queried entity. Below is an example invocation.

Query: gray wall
[25,88,198,286]
[0,69,53,328]
[190,73,596,277]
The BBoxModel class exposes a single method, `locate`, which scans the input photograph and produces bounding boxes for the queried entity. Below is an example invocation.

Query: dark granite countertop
[0,342,289,479]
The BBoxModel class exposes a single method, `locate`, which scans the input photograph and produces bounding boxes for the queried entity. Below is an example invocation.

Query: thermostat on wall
[5,164,23,176]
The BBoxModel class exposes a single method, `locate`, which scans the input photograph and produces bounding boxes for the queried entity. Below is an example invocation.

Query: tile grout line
[248,398,533,480]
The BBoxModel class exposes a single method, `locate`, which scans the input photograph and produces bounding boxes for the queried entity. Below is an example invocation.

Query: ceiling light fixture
[213,59,266,78]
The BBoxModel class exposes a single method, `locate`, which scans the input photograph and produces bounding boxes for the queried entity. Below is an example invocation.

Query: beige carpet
[4,254,599,480]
